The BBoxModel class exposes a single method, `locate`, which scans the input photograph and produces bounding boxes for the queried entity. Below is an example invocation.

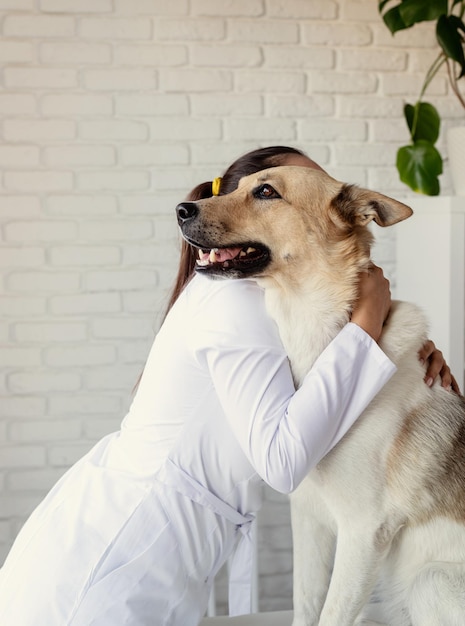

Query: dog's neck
[257,271,358,387]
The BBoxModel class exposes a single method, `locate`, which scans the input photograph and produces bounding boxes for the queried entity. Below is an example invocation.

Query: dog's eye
[253,184,281,200]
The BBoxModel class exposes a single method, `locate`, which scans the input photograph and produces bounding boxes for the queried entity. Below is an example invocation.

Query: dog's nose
[176,202,198,225]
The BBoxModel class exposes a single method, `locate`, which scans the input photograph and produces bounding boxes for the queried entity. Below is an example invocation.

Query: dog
[176,165,465,626]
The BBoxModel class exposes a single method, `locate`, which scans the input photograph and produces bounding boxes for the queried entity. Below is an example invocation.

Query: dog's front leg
[291,486,336,626]
[317,520,398,626]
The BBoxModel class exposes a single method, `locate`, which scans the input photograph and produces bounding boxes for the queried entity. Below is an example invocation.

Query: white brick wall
[0,0,462,614]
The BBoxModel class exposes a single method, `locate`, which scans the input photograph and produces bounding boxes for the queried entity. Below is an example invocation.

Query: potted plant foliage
[379,0,465,195]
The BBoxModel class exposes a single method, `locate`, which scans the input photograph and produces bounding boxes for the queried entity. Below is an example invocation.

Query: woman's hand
[418,339,461,393]
[351,264,391,342]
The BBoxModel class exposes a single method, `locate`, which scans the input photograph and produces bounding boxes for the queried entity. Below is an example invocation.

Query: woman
[0,146,456,626]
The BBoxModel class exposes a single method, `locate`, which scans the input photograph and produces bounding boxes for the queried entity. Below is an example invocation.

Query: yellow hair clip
[212,177,222,196]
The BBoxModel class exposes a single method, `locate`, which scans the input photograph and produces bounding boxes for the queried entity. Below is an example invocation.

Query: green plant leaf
[396,140,443,195]
[404,102,440,142]
[437,15,465,77]
[399,0,448,28]
[379,0,448,33]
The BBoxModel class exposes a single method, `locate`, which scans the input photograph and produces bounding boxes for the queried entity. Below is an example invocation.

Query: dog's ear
[332,184,413,228]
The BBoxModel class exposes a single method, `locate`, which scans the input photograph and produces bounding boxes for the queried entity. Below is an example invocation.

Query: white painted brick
[341,0,379,21]
[49,394,122,416]
[0,297,46,318]
[0,247,45,268]
[4,67,78,89]
[79,120,148,141]
[268,94,335,117]
[372,118,406,142]
[49,245,120,266]
[115,0,188,13]
[79,17,152,40]
[190,94,263,116]
[189,141,258,166]
[120,144,188,166]
[3,15,75,38]
[49,293,121,315]
[8,372,82,394]
[149,117,221,141]
[382,73,447,97]
[228,19,299,43]
[85,270,156,292]
[300,119,367,141]
[77,171,150,192]
[41,94,113,117]
[118,195,161,215]
[155,18,225,41]
[0,0,33,8]
[236,70,305,94]
[264,45,334,69]
[122,291,160,314]
[48,444,93,467]
[46,195,118,216]
[92,317,154,339]
[4,119,75,142]
[7,468,66,491]
[224,118,296,141]
[115,94,189,117]
[0,94,36,116]
[44,146,115,167]
[45,345,116,367]
[0,494,44,519]
[0,196,41,218]
[152,166,215,192]
[0,146,39,168]
[114,43,187,66]
[409,49,445,73]
[0,446,46,469]
[0,41,35,63]
[40,0,112,12]
[79,219,153,242]
[84,365,142,391]
[191,44,261,67]
[83,69,156,91]
[310,71,377,94]
[118,341,151,364]
[191,0,262,16]
[4,221,77,242]
[6,271,80,293]
[374,21,435,49]
[40,42,112,65]
[83,418,123,440]
[159,68,232,93]
[335,142,397,166]
[303,22,373,46]
[0,395,47,418]
[267,0,337,18]
[339,95,403,118]
[14,322,87,343]
[0,347,41,368]
[9,419,82,443]
[340,48,407,71]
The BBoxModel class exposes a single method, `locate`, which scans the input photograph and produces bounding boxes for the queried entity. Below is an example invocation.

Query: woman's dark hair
[164,146,309,315]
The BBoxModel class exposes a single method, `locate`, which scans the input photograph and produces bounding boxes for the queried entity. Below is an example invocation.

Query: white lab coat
[0,275,396,625]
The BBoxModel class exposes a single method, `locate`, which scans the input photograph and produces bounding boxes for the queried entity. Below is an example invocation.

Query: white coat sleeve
[190,281,396,494]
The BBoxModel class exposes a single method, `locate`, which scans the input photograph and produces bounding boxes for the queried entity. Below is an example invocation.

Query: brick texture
[0,0,461,614]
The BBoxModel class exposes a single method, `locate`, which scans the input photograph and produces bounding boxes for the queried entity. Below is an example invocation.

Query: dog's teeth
[247,247,256,254]
[209,248,219,263]
[240,250,247,257]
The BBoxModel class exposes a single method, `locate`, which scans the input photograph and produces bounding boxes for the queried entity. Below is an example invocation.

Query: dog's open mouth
[194,244,270,277]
